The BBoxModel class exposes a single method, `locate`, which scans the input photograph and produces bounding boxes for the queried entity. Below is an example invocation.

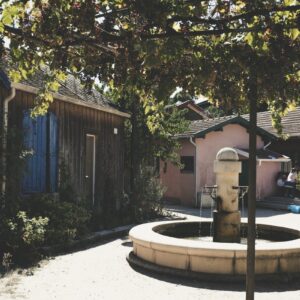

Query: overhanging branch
[142,26,297,39]
[167,5,300,25]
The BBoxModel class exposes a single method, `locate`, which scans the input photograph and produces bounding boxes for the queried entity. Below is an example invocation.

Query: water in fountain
[241,193,245,218]
[241,193,246,238]
[198,189,204,236]
[198,186,217,238]
[210,194,215,237]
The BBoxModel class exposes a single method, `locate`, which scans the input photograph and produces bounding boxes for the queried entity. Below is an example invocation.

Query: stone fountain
[128,147,300,281]
[213,147,241,243]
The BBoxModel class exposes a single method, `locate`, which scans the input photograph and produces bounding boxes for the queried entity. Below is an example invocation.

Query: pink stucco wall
[160,139,195,205]
[196,124,264,191]
[161,123,282,206]
[256,161,281,199]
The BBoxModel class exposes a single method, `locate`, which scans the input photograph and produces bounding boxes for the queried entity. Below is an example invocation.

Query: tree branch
[3,25,119,55]
[95,7,130,18]
[168,5,300,26]
[142,25,298,40]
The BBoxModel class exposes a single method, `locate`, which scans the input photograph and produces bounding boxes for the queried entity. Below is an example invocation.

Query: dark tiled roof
[21,71,116,110]
[176,100,209,119]
[178,107,300,139]
[176,115,239,138]
[256,148,288,159]
[236,148,289,160]
[0,58,122,113]
[244,108,300,138]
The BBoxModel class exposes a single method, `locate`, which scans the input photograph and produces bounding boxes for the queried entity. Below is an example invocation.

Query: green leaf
[31,23,38,33]
[9,70,22,82]
[284,0,296,5]
[2,11,13,26]
[44,93,53,102]
[12,48,22,59]
[145,106,151,114]
[55,71,67,82]
[262,42,268,51]
[19,68,28,79]
[244,33,253,46]
[290,28,300,41]
[48,81,60,91]
[172,22,181,32]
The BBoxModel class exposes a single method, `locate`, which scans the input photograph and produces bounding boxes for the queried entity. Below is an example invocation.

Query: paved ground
[1,207,300,300]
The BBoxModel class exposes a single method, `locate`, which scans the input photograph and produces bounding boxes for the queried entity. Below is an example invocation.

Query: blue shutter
[22,111,47,193]
[49,112,58,192]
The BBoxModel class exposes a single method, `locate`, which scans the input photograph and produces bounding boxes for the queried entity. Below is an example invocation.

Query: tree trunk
[246,67,257,300]
[129,100,140,209]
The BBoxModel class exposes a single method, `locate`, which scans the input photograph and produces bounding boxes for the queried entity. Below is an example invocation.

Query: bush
[0,194,91,270]
[91,193,130,231]
[58,161,77,203]
[0,211,49,268]
[132,166,165,222]
[24,195,91,245]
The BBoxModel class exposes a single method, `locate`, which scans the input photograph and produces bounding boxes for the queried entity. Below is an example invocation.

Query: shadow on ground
[128,261,300,293]
[121,241,133,247]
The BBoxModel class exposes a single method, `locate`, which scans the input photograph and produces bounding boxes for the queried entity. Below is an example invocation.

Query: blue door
[49,113,58,192]
[22,111,58,193]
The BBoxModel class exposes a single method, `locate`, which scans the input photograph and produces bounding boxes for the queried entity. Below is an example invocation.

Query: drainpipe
[263,141,271,149]
[189,136,198,207]
[1,87,16,200]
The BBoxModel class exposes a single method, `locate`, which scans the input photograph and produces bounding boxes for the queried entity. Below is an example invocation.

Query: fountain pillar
[213,147,242,243]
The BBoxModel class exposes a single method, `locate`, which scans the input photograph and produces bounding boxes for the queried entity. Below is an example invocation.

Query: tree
[1,1,299,118]
[1,0,193,215]
[102,83,189,208]
[1,2,299,296]
[2,0,298,140]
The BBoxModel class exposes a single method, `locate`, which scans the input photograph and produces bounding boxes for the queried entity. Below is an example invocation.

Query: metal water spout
[213,147,242,243]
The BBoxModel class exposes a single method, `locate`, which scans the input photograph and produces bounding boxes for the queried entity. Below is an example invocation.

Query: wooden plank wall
[7,89,125,211]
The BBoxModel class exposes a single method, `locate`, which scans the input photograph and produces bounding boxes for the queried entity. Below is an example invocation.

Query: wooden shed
[0,70,129,211]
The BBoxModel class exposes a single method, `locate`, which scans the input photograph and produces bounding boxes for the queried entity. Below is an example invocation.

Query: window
[281,161,292,173]
[180,156,194,173]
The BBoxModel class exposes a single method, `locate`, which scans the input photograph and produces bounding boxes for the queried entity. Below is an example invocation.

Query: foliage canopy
[0,1,299,131]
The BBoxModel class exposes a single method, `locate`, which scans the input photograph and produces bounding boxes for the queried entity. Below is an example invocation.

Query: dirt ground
[1,207,300,300]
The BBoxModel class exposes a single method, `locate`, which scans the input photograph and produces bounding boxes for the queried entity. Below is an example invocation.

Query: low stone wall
[129,220,300,276]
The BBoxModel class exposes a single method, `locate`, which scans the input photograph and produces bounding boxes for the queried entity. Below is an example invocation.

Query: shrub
[0,194,91,269]
[0,211,49,268]
[132,166,165,222]
[58,161,77,203]
[24,195,91,245]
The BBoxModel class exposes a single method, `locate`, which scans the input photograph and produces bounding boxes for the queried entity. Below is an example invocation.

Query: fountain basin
[128,220,300,280]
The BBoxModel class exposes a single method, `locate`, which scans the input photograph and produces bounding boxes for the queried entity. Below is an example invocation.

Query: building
[0,69,129,211]
[253,108,300,169]
[160,115,290,206]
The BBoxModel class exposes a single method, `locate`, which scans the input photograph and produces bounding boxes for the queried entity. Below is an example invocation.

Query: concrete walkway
[1,207,300,300]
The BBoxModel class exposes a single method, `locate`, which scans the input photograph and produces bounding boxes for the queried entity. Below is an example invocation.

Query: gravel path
[1,207,300,300]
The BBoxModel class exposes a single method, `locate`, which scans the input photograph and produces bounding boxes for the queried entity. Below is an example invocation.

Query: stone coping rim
[129,220,300,252]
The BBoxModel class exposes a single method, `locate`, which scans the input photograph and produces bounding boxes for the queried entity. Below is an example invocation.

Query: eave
[11,82,131,118]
